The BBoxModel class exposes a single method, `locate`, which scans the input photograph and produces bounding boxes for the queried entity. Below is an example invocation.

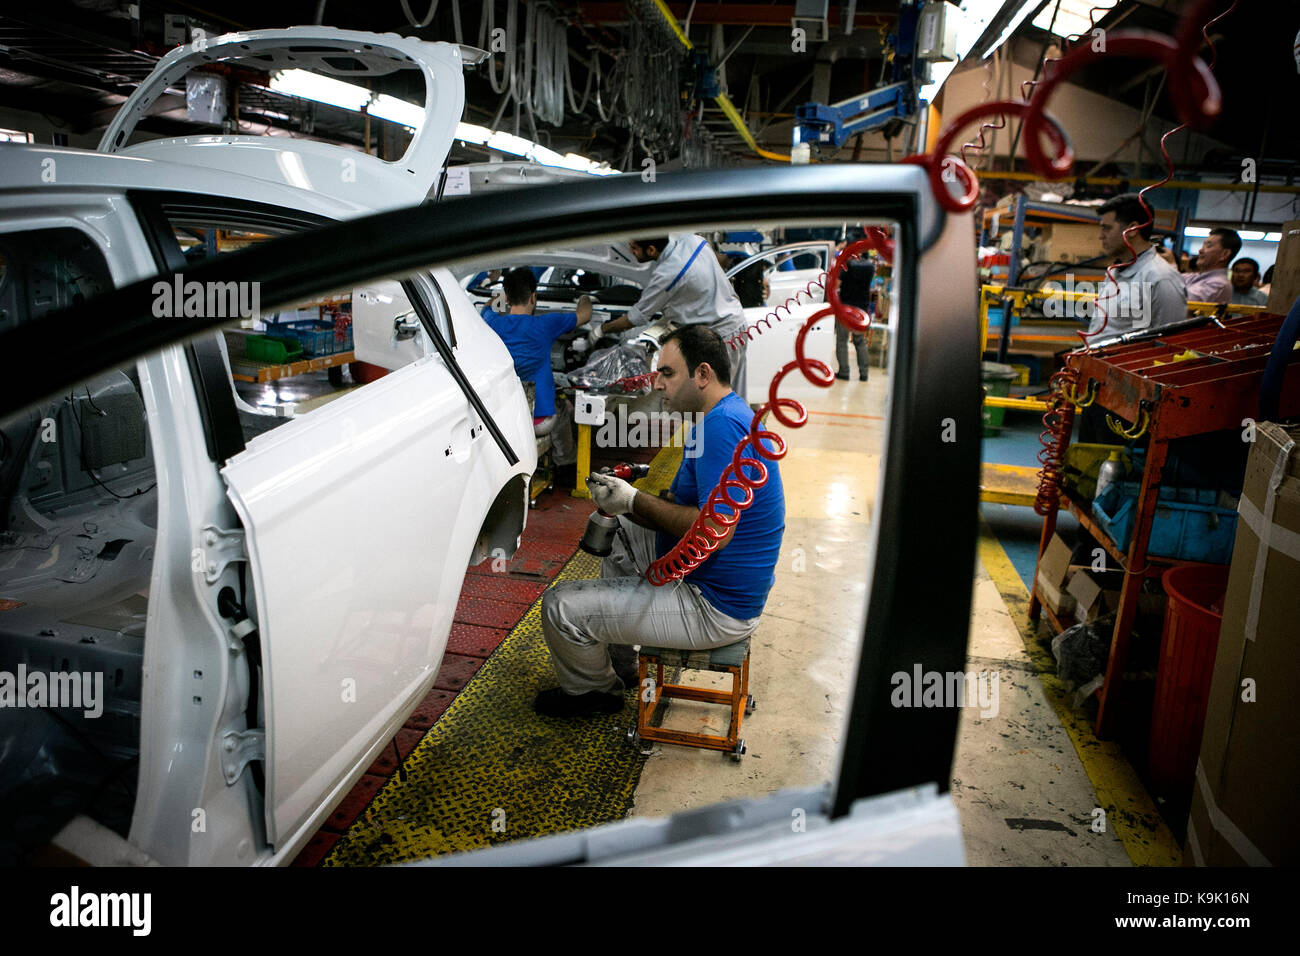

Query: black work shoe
[834,372,850,381]
[534,687,624,718]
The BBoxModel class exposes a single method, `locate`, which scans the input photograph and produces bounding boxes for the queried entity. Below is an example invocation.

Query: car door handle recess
[394,312,422,341]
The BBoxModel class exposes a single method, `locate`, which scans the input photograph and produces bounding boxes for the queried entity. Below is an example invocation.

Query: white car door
[219,320,481,848]
[728,242,839,402]
[352,280,430,370]
[760,241,834,306]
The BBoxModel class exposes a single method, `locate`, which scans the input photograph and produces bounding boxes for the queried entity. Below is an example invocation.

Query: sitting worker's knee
[541,587,563,633]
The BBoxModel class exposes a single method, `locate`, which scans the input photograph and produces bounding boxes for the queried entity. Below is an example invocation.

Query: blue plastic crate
[1092,479,1237,564]
[270,319,353,357]
[985,305,1021,329]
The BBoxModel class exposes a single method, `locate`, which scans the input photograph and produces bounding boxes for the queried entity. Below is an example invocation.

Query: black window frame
[129,191,338,465]
[2,165,978,828]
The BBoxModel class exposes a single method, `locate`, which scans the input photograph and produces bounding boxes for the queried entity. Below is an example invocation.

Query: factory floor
[292,363,1178,867]
[626,376,1170,866]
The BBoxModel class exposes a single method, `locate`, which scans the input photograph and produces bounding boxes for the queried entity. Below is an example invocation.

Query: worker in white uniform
[601,235,750,401]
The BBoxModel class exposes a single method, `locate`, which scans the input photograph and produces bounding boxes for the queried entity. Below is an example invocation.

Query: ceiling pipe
[648,0,790,161]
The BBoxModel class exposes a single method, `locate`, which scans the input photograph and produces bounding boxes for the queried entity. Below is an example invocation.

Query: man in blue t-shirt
[536,325,785,717]
[481,268,592,468]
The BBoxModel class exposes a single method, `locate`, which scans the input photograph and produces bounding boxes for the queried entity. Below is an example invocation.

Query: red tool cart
[1029,312,1300,739]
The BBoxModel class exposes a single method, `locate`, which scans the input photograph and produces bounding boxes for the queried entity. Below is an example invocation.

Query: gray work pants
[540,518,758,694]
[545,393,576,466]
[835,323,870,379]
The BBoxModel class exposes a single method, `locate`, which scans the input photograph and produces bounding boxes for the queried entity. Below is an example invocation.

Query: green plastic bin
[981,361,1018,436]
[245,335,302,364]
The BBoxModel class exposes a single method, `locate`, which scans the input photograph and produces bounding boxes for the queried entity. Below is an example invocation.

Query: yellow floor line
[977,518,1183,867]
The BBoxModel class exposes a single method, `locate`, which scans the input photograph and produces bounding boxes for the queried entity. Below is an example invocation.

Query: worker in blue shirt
[481,267,592,472]
[468,265,547,293]
[535,325,785,717]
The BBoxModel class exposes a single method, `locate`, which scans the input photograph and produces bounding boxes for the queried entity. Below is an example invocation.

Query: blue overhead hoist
[793,0,934,151]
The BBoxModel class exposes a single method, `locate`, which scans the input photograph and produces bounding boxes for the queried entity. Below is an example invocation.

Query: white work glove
[586,472,637,516]
[587,319,604,341]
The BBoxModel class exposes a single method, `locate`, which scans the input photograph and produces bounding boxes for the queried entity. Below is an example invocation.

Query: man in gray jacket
[601,235,749,400]
[1089,193,1187,340]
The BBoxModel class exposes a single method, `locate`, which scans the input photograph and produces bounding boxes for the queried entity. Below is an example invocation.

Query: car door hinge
[200,524,246,585]
[220,729,265,785]
[225,617,257,653]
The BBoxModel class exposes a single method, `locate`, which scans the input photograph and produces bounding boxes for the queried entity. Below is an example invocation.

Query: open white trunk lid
[98,26,472,212]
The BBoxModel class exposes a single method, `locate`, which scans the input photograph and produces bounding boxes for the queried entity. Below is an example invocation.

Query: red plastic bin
[1148,564,1230,796]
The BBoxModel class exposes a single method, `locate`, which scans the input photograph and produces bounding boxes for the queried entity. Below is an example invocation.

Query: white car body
[0,28,533,865]
[727,241,839,400]
[462,241,844,404]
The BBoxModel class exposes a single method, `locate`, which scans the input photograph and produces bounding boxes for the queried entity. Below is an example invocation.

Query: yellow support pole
[975,170,1300,194]
[925,103,941,154]
[986,395,1051,412]
[572,423,592,499]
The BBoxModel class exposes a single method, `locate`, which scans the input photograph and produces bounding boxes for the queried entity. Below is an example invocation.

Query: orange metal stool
[631,638,754,761]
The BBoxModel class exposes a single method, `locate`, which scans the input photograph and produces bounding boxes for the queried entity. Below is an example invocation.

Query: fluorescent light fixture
[1265,232,1282,241]
[455,122,492,145]
[370,94,424,129]
[269,69,370,111]
[1184,226,1212,238]
[1238,230,1266,241]
[956,0,1009,57]
[918,1,1044,98]
[463,129,618,173]
[528,144,568,166]
[270,69,616,175]
[1032,0,1117,40]
[920,60,957,102]
[563,152,619,175]
[983,0,1041,59]
[487,130,536,155]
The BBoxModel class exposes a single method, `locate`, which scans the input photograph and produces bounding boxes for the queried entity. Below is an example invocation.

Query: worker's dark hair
[1263,264,1275,284]
[1097,193,1155,240]
[632,236,670,256]
[1210,227,1243,260]
[502,267,537,307]
[1233,256,1260,275]
[659,325,731,387]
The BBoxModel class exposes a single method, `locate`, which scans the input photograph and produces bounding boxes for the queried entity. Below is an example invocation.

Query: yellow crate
[1009,363,1030,387]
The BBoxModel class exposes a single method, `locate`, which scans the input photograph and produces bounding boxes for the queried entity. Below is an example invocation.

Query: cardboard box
[1041,222,1101,264]
[1265,219,1300,315]
[1067,569,1167,624]
[1068,569,1118,622]
[1185,422,1300,866]
[1035,532,1078,617]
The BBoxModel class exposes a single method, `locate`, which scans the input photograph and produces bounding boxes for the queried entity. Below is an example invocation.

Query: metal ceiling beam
[576,3,893,27]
